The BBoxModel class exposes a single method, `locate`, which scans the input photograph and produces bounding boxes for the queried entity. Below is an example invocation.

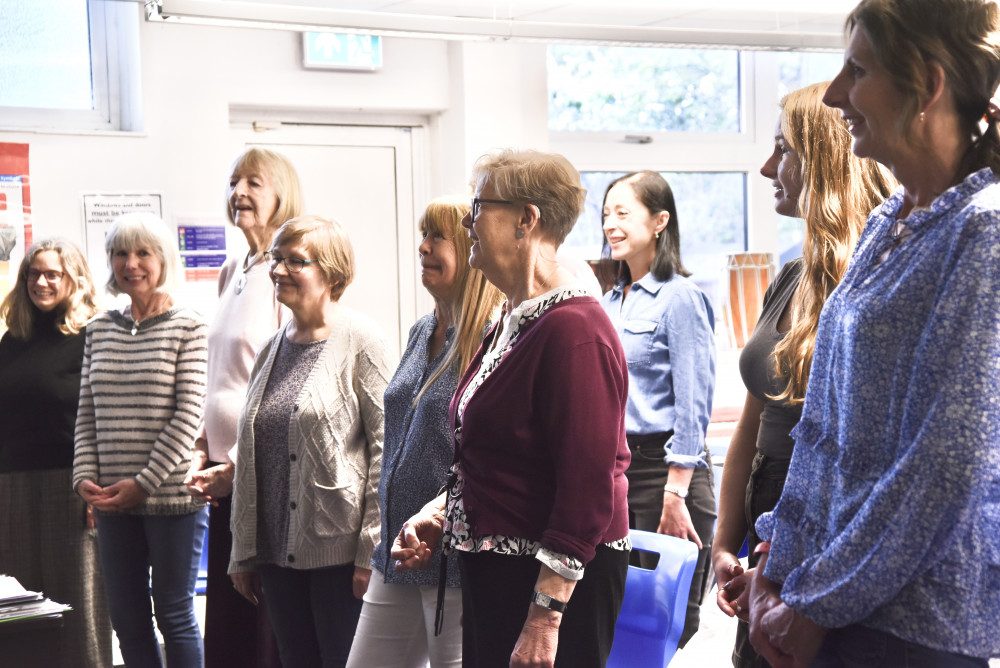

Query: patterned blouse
[756,168,1000,659]
[443,285,630,581]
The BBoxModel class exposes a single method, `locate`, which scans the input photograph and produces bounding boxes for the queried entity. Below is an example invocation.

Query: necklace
[234,252,264,295]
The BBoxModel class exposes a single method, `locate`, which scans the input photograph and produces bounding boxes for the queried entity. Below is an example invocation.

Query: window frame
[0,0,137,132]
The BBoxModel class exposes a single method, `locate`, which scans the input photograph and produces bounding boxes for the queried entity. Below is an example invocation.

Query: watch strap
[531,590,568,613]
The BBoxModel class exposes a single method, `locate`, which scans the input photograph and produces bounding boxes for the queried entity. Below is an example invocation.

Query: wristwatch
[663,484,689,498]
[531,590,568,613]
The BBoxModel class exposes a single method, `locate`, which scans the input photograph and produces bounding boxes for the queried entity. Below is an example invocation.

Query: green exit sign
[302,32,383,71]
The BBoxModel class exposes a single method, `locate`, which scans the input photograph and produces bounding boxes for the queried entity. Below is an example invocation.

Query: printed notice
[82,193,163,276]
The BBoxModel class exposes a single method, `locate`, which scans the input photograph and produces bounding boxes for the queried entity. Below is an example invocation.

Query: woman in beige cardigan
[229,215,392,668]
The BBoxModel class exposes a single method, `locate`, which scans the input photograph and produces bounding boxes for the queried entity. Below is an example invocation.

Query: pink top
[199,256,287,463]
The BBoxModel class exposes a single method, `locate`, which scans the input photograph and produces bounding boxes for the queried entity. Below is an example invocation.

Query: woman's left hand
[510,612,560,667]
[91,479,149,512]
[352,566,371,600]
[748,557,827,668]
[658,493,703,548]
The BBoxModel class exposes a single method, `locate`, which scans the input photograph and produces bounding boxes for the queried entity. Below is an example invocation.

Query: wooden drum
[722,252,776,348]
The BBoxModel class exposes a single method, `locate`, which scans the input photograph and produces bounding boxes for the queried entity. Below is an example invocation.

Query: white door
[234,123,424,360]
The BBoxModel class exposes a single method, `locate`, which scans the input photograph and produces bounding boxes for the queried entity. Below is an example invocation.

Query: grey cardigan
[229,308,392,573]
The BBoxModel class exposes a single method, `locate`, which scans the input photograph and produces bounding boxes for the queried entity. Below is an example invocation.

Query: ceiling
[148,0,859,50]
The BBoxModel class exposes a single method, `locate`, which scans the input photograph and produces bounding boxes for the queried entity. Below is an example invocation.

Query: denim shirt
[372,312,461,586]
[756,168,1000,659]
[601,272,716,468]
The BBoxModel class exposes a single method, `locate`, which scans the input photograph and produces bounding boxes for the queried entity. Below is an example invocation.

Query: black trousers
[625,432,716,648]
[458,545,628,668]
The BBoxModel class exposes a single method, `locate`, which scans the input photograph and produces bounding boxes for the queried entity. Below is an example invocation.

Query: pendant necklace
[235,252,264,295]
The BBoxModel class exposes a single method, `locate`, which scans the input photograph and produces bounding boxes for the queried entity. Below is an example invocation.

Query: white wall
[1,4,462,248]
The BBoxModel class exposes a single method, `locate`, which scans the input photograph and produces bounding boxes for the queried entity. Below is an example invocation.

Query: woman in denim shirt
[745,1,1000,665]
[598,171,717,646]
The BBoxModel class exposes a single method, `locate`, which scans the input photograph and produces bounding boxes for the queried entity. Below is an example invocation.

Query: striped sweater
[72,307,208,515]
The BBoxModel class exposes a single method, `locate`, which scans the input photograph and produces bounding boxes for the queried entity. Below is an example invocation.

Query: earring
[655,231,661,240]
[515,228,525,239]
[920,111,926,123]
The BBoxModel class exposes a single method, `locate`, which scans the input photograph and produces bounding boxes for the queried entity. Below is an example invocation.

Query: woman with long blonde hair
[347,196,502,668]
[712,80,895,668]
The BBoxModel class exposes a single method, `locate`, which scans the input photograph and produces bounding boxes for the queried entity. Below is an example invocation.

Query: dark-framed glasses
[264,251,317,273]
[27,269,64,283]
[471,197,514,219]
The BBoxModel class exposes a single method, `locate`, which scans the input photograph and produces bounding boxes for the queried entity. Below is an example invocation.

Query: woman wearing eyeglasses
[0,239,111,668]
[229,215,393,668]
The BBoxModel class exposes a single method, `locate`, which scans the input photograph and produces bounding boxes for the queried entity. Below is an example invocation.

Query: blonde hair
[470,149,586,245]
[414,196,503,404]
[227,147,304,232]
[105,213,181,297]
[771,82,897,404]
[0,238,99,339]
[270,215,355,301]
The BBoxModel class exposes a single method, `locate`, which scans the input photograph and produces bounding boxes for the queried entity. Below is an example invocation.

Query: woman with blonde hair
[347,196,503,667]
[712,80,895,668]
[229,215,392,667]
[0,239,111,667]
[184,145,302,668]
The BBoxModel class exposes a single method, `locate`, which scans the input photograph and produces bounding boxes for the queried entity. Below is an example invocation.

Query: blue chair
[606,529,699,668]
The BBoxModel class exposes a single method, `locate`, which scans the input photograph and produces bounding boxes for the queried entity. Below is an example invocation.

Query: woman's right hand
[714,553,750,620]
[230,571,261,606]
[76,479,108,505]
[391,496,446,571]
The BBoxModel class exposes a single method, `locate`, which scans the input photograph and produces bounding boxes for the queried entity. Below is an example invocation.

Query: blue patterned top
[756,168,1000,659]
[372,312,462,586]
[601,272,716,467]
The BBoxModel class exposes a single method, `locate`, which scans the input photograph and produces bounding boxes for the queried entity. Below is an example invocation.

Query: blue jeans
[257,562,363,668]
[812,624,989,668]
[97,509,208,668]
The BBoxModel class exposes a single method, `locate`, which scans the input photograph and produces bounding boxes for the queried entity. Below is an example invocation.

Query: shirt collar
[613,271,667,298]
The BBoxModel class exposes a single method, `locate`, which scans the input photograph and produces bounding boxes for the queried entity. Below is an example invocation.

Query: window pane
[548,46,740,133]
[565,171,746,306]
[0,0,93,109]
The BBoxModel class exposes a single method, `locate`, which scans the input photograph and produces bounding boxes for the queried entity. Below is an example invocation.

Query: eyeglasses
[27,270,64,283]
[264,251,318,273]
[471,197,514,219]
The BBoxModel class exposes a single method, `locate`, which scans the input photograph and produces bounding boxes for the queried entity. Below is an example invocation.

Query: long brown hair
[0,238,100,339]
[771,82,897,404]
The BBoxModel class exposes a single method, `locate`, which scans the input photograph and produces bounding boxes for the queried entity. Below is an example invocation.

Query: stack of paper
[0,575,71,625]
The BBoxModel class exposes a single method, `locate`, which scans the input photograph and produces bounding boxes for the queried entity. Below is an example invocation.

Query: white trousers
[346,572,463,668]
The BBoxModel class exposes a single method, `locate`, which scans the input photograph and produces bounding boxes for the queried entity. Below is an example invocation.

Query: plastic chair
[606,529,699,668]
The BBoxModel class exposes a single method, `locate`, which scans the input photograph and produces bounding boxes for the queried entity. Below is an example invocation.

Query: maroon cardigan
[449,296,631,565]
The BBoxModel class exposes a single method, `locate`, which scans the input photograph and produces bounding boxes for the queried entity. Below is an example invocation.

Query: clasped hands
[715,555,827,668]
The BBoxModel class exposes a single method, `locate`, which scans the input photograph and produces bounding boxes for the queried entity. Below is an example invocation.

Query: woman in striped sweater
[73,212,209,668]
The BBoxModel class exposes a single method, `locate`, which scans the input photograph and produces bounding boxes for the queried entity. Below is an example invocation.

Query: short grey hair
[104,212,181,296]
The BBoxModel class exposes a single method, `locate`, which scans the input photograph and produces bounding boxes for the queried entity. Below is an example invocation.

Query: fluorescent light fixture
[145,0,847,51]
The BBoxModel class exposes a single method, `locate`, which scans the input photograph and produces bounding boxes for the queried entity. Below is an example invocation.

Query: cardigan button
[289,453,297,462]
[290,501,297,510]
[287,554,295,563]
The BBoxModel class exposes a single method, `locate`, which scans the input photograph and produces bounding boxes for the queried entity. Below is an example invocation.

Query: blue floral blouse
[756,168,1000,659]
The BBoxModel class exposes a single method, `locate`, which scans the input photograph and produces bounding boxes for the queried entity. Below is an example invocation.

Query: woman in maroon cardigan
[393,149,631,668]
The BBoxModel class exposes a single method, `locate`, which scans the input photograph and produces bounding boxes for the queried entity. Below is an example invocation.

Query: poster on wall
[82,193,163,295]
[0,143,30,317]
[177,216,227,283]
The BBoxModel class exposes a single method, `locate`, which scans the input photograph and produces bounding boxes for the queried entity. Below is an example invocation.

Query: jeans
[625,432,716,648]
[257,562,363,668]
[812,624,989,668]
[97,508,208,668]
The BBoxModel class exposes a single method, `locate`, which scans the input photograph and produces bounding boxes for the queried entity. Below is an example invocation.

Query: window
[548,45,741,133]
[0,0,138,131]
[565,170,746,307]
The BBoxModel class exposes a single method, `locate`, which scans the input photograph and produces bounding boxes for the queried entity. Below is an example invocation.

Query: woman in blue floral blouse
[745,1,1000,666]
